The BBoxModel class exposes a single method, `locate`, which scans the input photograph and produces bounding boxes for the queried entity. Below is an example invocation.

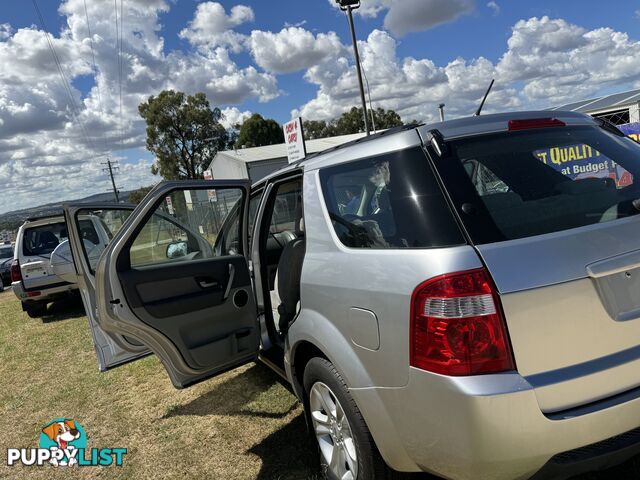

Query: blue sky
[3,0,637,123]
[0,0,639,213]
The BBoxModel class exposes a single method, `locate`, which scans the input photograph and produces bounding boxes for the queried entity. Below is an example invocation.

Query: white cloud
[329,0,474,36]
[297,17,640,123]
[487,1,500,15]
[249,27,346,74]
[179,2,254,52]
[284,20,307,28]
[0,0,277,214]
[220,107,251,129]
[0,23,12,40]
[1,1,639,216]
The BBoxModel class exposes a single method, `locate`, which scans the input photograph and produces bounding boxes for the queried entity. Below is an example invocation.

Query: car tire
[303,357,398,480]
[0,276,4,292]
[24,301,47,318]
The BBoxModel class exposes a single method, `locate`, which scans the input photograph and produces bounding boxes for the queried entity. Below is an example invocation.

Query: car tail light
[410,268,515,376]
[508,118,566,131]
[10,259,22,283]
[27,291,41,298]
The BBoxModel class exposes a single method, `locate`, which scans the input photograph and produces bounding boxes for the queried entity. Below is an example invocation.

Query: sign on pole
[283,117,307,164]
[165,197,174,215]
[203,169,217,202]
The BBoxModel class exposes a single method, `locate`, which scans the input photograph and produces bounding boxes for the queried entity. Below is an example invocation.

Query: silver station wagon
[60,111,640,480]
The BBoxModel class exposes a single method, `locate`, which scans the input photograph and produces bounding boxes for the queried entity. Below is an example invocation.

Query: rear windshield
[22,220,94,257]
[0,247,12,259]
[439,125,640,243]
[23,222,69,257]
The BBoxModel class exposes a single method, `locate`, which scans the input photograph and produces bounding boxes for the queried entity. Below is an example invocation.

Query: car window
[74,209,133,274]
[129,187,243,268]
[248,191,262,244]
[270,183,302,234]
[320,148,464,249]
[216,190,263,256]
[22,222,69,257]
[445,125,640,242]
[0,247,13,259]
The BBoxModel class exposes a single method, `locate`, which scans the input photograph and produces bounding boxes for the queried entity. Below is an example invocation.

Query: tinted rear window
[437,125,640,243]
[319,147,464,249]
[22,221,91,257]
[0,247,12,259]
[23,223,66,256]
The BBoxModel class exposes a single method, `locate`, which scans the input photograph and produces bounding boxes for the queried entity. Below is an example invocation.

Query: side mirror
[166,241,188,259]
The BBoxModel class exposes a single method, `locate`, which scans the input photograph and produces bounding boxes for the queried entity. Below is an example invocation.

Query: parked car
[0,243,13,291]
[11,214,112,317]
[62,111,640,480]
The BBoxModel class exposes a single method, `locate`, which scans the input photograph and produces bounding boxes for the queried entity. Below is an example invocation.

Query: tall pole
[345,6,370,136]
[438,104,446,122]
[103,159,120,203]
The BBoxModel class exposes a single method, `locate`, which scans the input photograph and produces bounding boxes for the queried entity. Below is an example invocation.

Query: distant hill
[0,191,134,234]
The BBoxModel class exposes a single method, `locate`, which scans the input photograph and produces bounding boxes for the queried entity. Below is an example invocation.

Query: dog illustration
[41,419,80,466]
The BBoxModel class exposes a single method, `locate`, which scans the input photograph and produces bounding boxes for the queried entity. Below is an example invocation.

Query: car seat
[270,203,305,334]
[38,231,60,251]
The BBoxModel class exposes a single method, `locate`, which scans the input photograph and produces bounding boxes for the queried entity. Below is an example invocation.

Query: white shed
[208,132,367,183]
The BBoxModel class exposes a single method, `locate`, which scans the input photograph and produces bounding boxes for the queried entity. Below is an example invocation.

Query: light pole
[336,0,370,135]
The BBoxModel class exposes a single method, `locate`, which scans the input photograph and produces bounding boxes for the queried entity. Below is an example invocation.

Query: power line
[83,0,109,152]
[359,58,376,132]
[32,0,98,153]
[114,0,125,154]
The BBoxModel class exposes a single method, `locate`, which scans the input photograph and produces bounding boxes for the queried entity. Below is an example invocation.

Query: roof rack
[25,212,64,222]
[294,123,423,166]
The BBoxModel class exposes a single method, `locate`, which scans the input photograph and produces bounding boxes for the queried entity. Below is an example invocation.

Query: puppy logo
[39,419,86,467]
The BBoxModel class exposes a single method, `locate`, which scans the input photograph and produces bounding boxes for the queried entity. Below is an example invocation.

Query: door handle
[198,279,219,289]
[224,263,235,300]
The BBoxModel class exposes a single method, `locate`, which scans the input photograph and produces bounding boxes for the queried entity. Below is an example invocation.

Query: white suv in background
[11,214,111,318]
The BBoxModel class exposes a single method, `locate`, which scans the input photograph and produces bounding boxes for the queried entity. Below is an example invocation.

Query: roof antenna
[474,79,495,116]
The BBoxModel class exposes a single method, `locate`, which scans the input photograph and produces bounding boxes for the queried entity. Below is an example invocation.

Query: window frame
[115,183,250,273]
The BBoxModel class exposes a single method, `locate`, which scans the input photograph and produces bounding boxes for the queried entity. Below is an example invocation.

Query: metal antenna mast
[337,0,370,136]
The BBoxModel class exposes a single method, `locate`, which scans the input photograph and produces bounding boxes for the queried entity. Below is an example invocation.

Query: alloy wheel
[309,381,358,480]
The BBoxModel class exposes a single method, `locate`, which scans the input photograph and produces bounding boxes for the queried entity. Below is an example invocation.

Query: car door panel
[95,180,259,388]
[118,255,256,370]
[63,203,151,371]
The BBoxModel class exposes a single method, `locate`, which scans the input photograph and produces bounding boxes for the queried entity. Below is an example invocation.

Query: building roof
[551,88,640,114]
[213,132,368,164]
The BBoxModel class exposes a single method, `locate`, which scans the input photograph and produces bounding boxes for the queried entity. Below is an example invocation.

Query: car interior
[259,178,305,343]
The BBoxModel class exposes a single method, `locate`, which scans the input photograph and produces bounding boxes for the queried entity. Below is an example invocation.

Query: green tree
[304,107,405,140]
[128,185,154,204]
[139,90,229,180]
[235,114,284,148]
[302,120,337,140]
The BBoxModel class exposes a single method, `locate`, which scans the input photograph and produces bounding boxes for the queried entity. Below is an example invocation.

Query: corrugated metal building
[552,88,640,126]
[207,132,367,183]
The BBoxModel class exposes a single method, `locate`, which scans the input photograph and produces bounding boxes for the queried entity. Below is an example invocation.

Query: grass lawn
[0,290,317,479]
[0,289,638,479]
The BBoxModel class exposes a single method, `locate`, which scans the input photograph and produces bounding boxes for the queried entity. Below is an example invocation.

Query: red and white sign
[165,196,174,215]
[203,169,217,202]
[283,117,307,164]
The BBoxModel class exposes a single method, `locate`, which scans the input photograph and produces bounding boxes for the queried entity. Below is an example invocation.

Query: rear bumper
[531,426,640,479]
[350,367,640,480]
[12,281,77,303]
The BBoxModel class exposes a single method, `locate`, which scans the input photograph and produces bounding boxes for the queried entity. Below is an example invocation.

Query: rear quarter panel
[289,169,483,389]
